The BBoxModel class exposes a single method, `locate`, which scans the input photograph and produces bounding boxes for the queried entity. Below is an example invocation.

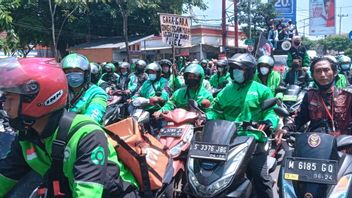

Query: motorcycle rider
[90,62,102,85]
[100,62,119,85]
[0,57,138,197]
[200,59,212,79]
[153,63,213,118]
[254,55,281,95]
[276,57,352,143]
[132,62,170,113]
[324,55,348,88]
[283,56,310,86]
[209,59,231,89]
[337,55,352,84]
[207,53,279,198]
[115,62,132,93]
[128,59,148,95]
[61,53,107,124]
[287,36,310,69]
[159,59,183,92]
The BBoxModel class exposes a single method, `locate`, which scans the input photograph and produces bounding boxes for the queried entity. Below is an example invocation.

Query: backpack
[104,118,173,193]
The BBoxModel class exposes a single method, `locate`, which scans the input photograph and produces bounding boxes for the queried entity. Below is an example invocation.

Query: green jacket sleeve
[261,89,279,130]
[336,74,349,88]
[159,91,179,112]
[209,74,218,88]
[206,89,225,120]
[303,52,310,68]
[84,93,107,124]
[128,74,138,94]
[0,174,17,197]
[287,53,293,68]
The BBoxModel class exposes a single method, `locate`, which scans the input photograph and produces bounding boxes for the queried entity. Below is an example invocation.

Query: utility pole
[338,7,348,35]
[248,0,252,39]
[222,0,227,48]
[234,0,239,48]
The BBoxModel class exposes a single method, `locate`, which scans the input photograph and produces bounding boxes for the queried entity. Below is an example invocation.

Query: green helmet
[183,63,204,88]
[61,53,91,86]
[104,63,115,73]
[61,53,90,71]
[337,55,351,64]
[258,55,274,68]
[90,62,102,84]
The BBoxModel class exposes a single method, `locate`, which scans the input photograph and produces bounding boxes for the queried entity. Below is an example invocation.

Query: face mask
[148,74,157,81]
[186,79,199,88]
[341,64,350,71]
[259,67,270,75]
[162,67,170,73]
[66,72,84,88]
[136,67,144,73]
[233,69,245,84]
[292,63,300,69]
[121,71,128,76]
[217,67,224,72]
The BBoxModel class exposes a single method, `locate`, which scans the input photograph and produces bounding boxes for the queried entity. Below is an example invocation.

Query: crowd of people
[0,39,352,197]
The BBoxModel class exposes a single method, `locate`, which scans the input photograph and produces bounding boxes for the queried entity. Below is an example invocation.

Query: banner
[159,13,191,47]
[309,0,336,36]
[270,0,297,22]
[255,32,272,58]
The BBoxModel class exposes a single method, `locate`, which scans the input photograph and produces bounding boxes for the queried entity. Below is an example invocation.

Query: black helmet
[228,53,257,83]
[90,62,102,84]
[200,59,208,67]
[159,59,172,67]
[135,59,147,74]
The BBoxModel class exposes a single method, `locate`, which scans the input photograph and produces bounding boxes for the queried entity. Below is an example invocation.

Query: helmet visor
[0,57,39,95]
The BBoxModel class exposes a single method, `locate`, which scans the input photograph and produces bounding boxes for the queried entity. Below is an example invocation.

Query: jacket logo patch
[91,146,105,165]
[308,133,321,148]
[64,147,71,162]
[26,147,38,161]
[44,90,64,106]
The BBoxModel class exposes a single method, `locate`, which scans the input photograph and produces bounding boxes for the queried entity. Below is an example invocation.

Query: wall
[74,48,113,63]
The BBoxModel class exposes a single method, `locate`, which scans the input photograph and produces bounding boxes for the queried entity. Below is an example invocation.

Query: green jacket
[254,70,281,95]
[69,84,108,124]
[159,85,213,112]
[336,73,349,88]
[209,72,231,89]
[132,77,170,111]
[167,74,183,92]
[0,114,137,198]
[207,81,279,130]
[128,72,148,95]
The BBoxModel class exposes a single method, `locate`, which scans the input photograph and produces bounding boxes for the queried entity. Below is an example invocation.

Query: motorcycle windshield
[285,85,301,96]
[195,120,236,145]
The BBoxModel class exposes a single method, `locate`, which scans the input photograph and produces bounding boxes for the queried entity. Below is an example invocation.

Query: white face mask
[148,73,157,81]
[217,67,224,72]
[259,67,270,75]
[233,69,245,84]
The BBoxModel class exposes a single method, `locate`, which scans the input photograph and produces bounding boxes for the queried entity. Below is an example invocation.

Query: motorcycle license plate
[189,142,229,161]
[284,157,338,185]
[159,128,183,137]
[283,95,297,102]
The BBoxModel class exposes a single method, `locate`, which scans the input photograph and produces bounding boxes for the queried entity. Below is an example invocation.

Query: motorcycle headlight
[329,174,352,198]
[188,143,249,197]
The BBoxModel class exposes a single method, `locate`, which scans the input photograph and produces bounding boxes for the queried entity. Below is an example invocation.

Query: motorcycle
[157,100,206,197]
[274,108,352,198]
[103,90,130,126]
[186,98,278,197]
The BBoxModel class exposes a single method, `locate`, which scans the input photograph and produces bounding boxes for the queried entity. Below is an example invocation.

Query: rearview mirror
[275,86,287,93]
[261,98,277,111]
[274,107,290,117]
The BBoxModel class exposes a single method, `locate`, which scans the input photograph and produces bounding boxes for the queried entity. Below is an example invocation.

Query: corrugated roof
[70,34,154,50]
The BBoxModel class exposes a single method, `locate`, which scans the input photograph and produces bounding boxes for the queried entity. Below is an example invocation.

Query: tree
[237,0,278,40]
[318,35,351,54]
[301,36,318,50]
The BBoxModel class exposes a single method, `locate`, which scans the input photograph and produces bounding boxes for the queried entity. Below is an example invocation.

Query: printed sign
[270,0,297,22]
[160,13,191,47]
[309,0,336,36]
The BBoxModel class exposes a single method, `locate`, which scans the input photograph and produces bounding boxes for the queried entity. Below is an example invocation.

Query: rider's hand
[201,99,211,108]
[124,89,131,95]
[149,97,159,105]
[275,128,287,144]
[153,111,162,119]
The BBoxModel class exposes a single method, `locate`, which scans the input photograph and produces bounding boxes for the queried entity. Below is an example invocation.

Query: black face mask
[292,63,301,69]
[186,79,200,89]
[136,67,144,74]
[294,41,301,46]
[314,79,335,91]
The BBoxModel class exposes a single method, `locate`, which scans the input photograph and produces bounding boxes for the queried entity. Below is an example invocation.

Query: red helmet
[0,57,68,118]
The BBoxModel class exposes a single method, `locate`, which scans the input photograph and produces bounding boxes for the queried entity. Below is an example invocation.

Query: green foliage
[318,35,351,53]
[0,0,21,31]
[344,44,352,58]
[237,0,278,40]
[301,36,318,50]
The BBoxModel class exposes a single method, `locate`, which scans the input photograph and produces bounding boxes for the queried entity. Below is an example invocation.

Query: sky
[190,0,352,39]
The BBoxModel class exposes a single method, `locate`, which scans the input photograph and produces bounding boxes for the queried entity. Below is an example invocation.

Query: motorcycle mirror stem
[261,98,278,111]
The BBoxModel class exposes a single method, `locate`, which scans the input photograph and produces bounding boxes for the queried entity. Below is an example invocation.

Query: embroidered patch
[308,133,321,148]
[26,147,38,161]
[91,146,105,165]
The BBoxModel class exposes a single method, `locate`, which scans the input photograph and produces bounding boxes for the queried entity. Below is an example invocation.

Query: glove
[201,99,211,109]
